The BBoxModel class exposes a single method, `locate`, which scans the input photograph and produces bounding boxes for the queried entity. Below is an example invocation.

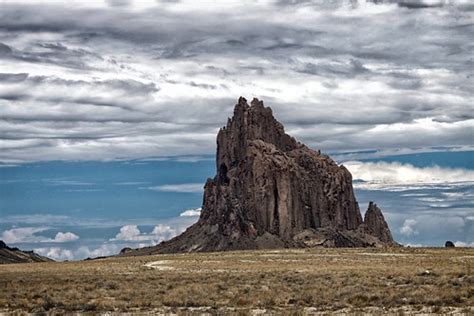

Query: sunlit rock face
[127,98,397,255]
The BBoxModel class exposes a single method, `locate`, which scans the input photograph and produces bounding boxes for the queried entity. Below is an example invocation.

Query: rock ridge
[0,240,53,264]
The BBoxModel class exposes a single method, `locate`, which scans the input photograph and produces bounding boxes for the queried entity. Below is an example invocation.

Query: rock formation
[0,240,53,264]
[363,202,395,244]
[126,97,397,255]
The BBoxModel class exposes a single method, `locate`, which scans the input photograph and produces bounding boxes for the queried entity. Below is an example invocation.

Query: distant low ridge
[0,240,53,264]
[126,97,398,255]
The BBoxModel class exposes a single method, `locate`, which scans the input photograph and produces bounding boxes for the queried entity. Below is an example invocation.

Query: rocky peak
[364,202,395,244]
[216,97,299,172]
[0,240,7,249]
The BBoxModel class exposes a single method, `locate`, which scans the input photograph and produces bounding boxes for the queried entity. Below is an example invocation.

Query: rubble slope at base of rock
[125,97,398,256]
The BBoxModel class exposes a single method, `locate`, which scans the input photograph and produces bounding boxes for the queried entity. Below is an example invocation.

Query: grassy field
[0,247,473,314]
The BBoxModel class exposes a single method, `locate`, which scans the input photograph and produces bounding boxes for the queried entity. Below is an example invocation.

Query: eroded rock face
[202,97,363,239]
[127,97,397,255]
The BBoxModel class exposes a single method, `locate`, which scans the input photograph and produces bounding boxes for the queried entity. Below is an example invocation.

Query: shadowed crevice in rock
[125,97,398,255]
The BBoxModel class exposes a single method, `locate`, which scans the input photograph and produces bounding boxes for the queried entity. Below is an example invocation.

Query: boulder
[120,247,133,254]
[445,241,455,248]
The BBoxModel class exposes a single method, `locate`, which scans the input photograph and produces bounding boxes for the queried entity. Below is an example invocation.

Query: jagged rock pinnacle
[363,202,395,244]
[216,97,299,175]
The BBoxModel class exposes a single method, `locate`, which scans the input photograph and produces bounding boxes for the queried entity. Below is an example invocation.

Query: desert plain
[0,247,473,315]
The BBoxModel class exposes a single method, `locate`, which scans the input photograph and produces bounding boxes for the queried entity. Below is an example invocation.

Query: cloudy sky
[0,0,473,260]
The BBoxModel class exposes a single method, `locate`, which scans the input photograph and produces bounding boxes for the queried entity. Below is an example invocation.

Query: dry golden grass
[0,247,473,314]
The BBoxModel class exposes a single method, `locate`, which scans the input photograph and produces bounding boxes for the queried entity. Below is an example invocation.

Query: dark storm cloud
[392,1,444,9]
[0,39,99,74]
[359,1,446,9]
[0,4,323,60]
[188,81,218,90]
[106,0,132,7]
[0,73,29,83]
[384,72,423,90]
[296,59,370,77]
[0,75,159,110]
[0,42,13,55]
[0,0,472,162]
[275,0,446,10]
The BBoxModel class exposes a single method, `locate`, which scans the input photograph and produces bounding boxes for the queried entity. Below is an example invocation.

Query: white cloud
[111,224,178,243]
[45,179,93,186]
[151,224,176,237]
[114,181,149,186]
[75,244,120,259]
[180,208,201,217]
[1,227,79,243]
[35,243,121,261]
[2,227,49,243]
[400,219,418,237]
[454,241,474,247]
[332,146,474,163]
[403,243,423,248]
[174,156,214,163]
[394,214,469,246]
[53,232,79,242]
[346,161,474,190]
[114,225,141,241]
[34,247,74,261]
[148,183,203,193]
[0,164,18,167]
[0,214,181,229]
